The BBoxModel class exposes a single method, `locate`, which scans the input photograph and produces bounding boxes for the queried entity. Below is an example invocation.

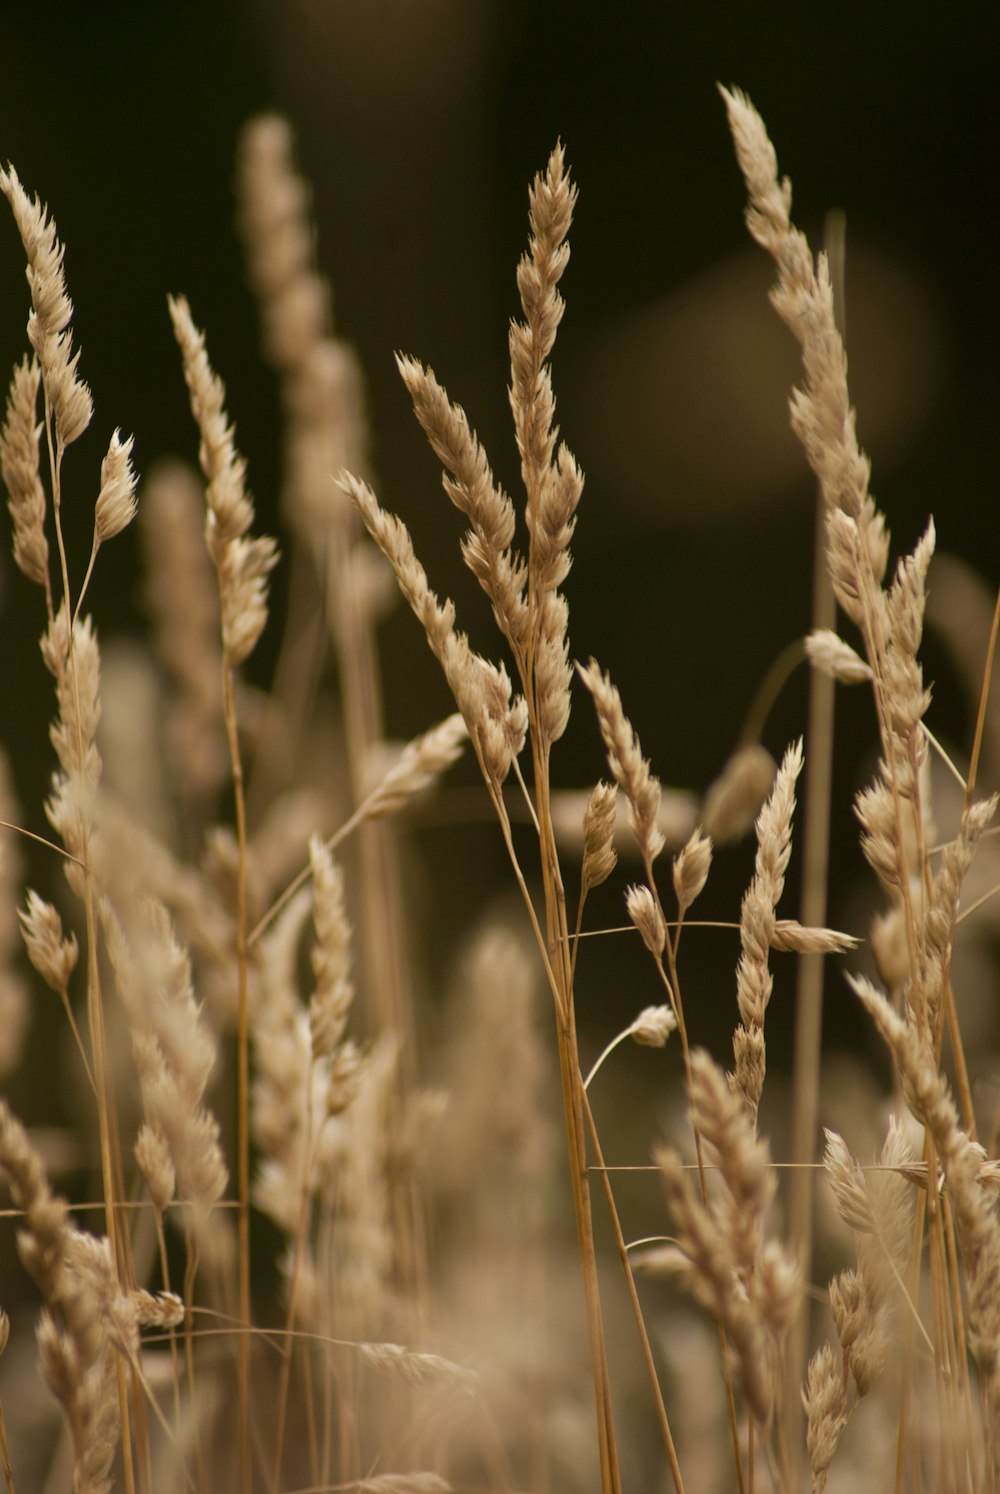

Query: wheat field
[0,79,996,1494]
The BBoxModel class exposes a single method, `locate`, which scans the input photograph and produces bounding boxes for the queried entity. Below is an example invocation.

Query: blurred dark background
[0,0,997,1101]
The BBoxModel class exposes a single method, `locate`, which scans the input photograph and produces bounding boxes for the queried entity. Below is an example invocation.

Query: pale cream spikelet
[732,740,803,1118]
[869,898,911,988]
[770,919,857,955]
[658,1051,800,1427]
[657,1141,773,1425]
[167,294,252,547]
[509,143,577,520]
[629,1004,677,1047]
[396,355,527,655]
[93,428,138,544]
[0,1102,117,1485]
[133,1120,175,1216]
[531,585,573,747]
[364,713,468,819]
[689,1050,774,1268]
[700,742,776,844]
[802,1342,846,1484]
[507,145,582,750]
[550,783,696,859]
[343,470,525,784]
[308,833,354,1060]
[0,1098,69,1303]
[920,793,997,1026]
[854,779,901,889]
[0,355,48,589]
[577,659,664,866]
[66,1229,182,1384]
[18,889,78,992]
[823,1129,874,1235]
[828,1267,866,1357]
[672,826,712,915]
[41,605,101,785]
[721,89,888,570]
[0,166,93,449]
[168,293,278,666]
[804,628,873,684]
[881,520,935,742]
[42,607,104,896]
[626,883,665,956]
[324,1038,364,1117]
[585,1002,677,1089]
[857,1116,916,1311]
[581,780,618,892]
[822,507,871,632]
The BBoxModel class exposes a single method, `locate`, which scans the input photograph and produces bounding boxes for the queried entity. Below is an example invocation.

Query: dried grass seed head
[626,883,665,956]
[365,713,468,818]
[577,659,664,864]
[701,743,776,844]
[581,779,618,891]
[823,1129,874,1235]
[672,826,713,913]
[509,143,577,500]
[1,355,48,587]
[722,87,891,599]
[770,918,857,955]
[343,470,525,783]
[396,354,527,653]
[308,834,354,1060]
[168,294,252,548]
[734,739,803,1042]
[0,165,93,448]
[657,1139,774,1424]
[629,1004,677,1047]
[168,294,278,664]
[133,1121,175,1215]
[93,428,138,544]
[19,889,78,992]
[805,628,872,685]
[802,1341,846,1477]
